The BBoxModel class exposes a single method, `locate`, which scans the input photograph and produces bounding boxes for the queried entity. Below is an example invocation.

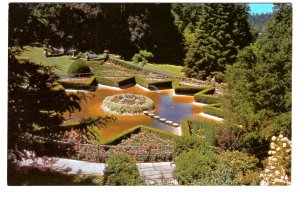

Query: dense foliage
[172,4,254,80]
[103,153,144,185]
[221,4,292,155]
[248,13,273,33]
[9,3,184,64]
[131,49,154,66]
[67,59,91,75]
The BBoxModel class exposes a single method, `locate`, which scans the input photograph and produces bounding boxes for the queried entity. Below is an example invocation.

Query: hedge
[148,80,173,90]
[174,86,207,95]
[194,94,221,104]
[58,76,97,90]
[135,75,149,88]
[95,76,119,87]
[201,105,225,119]
[67,59,91,76]
[141,126,180,141]
[197,86,215,95]
[181,119,191,136]
[117,76,136,87]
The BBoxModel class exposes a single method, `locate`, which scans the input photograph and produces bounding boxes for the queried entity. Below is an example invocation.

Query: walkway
[18,157,178,185]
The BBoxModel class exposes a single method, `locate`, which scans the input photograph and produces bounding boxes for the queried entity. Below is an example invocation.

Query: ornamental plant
[67,59,91,76]
[260,134,291,186]
[132,50,154,66]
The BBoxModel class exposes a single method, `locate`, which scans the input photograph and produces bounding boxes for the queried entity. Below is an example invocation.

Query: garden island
[8,3,291,187]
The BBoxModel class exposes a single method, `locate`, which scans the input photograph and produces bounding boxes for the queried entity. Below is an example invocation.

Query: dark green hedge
[135,75,149,88]
[148,80,173,90]
[174,86,206,95]
[194,94,221,104]
[117,76,136,87]
[201,105,225,119]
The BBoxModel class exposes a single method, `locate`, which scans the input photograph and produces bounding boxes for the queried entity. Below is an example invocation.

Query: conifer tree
[183,3,253,80]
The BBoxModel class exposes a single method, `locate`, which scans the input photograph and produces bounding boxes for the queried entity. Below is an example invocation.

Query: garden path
[18,157,178,185]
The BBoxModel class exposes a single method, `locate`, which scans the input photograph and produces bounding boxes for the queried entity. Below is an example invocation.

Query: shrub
[174,148,217,185]
[148,80,173,90]
[181,119,191,136]
[194,94,221,104]
[67,59,91,76]
[174,135,210,157]
[103,153,144,185]
[132,50,154,66]
[117,76,136,87]
[201,105,225,118]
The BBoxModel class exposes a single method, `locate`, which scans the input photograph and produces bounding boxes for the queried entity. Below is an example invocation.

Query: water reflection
[65,85,203,141]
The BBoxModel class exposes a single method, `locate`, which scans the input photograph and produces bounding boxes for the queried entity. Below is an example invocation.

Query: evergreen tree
[183,3,253,80]
[221,4,292,154]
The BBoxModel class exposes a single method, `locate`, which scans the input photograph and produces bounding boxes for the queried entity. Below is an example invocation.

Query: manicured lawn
[16,46,75,76]
[145,63,184,76]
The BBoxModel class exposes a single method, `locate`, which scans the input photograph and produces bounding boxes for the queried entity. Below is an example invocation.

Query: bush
[67,59,91,76]
[148,80,173,90]
[174,148,217,185]
[201,105,225,118]
[103,153,144,185]
[174,135,210,157]
[181,119,191,136]
[132,50,154,66]
[117,76,136,87]
[194,94,221,104]
[174,86,206,95]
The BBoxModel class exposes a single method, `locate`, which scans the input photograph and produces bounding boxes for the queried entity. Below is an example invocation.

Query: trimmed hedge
[95,76,119,87]
[117,76,136,87]
[135,75,149,88]
[174,86,207,95]
[141,126,180,141]
[201,105,225,119]
[148,80,173,90]
[197,86,215,95]
[58,76,97,90]
[181,119,192,136]
[194,94,221,104]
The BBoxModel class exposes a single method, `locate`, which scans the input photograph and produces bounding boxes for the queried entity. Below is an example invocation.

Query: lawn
[16,46,75,76]
[144,63,184,76]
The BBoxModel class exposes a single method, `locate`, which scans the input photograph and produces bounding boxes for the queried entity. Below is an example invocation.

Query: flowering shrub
[110,130,174,162]
[260,134,291,185]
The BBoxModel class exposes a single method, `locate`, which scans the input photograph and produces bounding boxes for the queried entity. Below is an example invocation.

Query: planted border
[174,86,207,95]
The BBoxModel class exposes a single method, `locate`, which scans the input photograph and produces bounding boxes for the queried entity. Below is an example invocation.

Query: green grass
[145,63,184,76]
[16,46,75,76]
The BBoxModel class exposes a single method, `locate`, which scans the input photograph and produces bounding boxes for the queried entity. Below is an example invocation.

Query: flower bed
[109,130,174,162]
[102,93,155,114]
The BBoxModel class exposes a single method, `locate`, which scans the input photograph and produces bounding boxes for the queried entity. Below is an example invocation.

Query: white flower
[260,173,264,177]
[276,147,281,151]
[270,166,275,170]
[272,136,277,141]
[286,149,290,153]
[282,143,287,148]
[279,134,283,139]
[282,137,288,141]
[265,169,270,173]
[275,171,280,175]
[272,158,277,162]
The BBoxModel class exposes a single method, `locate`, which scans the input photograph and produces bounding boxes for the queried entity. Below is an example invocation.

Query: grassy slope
[16,46,74,76]
[143,63,184,76]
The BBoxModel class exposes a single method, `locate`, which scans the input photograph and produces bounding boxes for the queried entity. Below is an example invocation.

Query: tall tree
[183,3,253,80]
[221,4,292,154]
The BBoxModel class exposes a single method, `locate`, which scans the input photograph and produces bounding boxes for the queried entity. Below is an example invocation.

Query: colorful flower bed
[102,93,155,114]
[109,130,174,162]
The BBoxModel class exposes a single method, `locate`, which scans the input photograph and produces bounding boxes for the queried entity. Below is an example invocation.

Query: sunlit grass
[16,46,75,76]
[145,63,184,76]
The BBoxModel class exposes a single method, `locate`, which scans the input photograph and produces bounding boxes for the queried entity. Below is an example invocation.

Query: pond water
[65,84,206,141]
